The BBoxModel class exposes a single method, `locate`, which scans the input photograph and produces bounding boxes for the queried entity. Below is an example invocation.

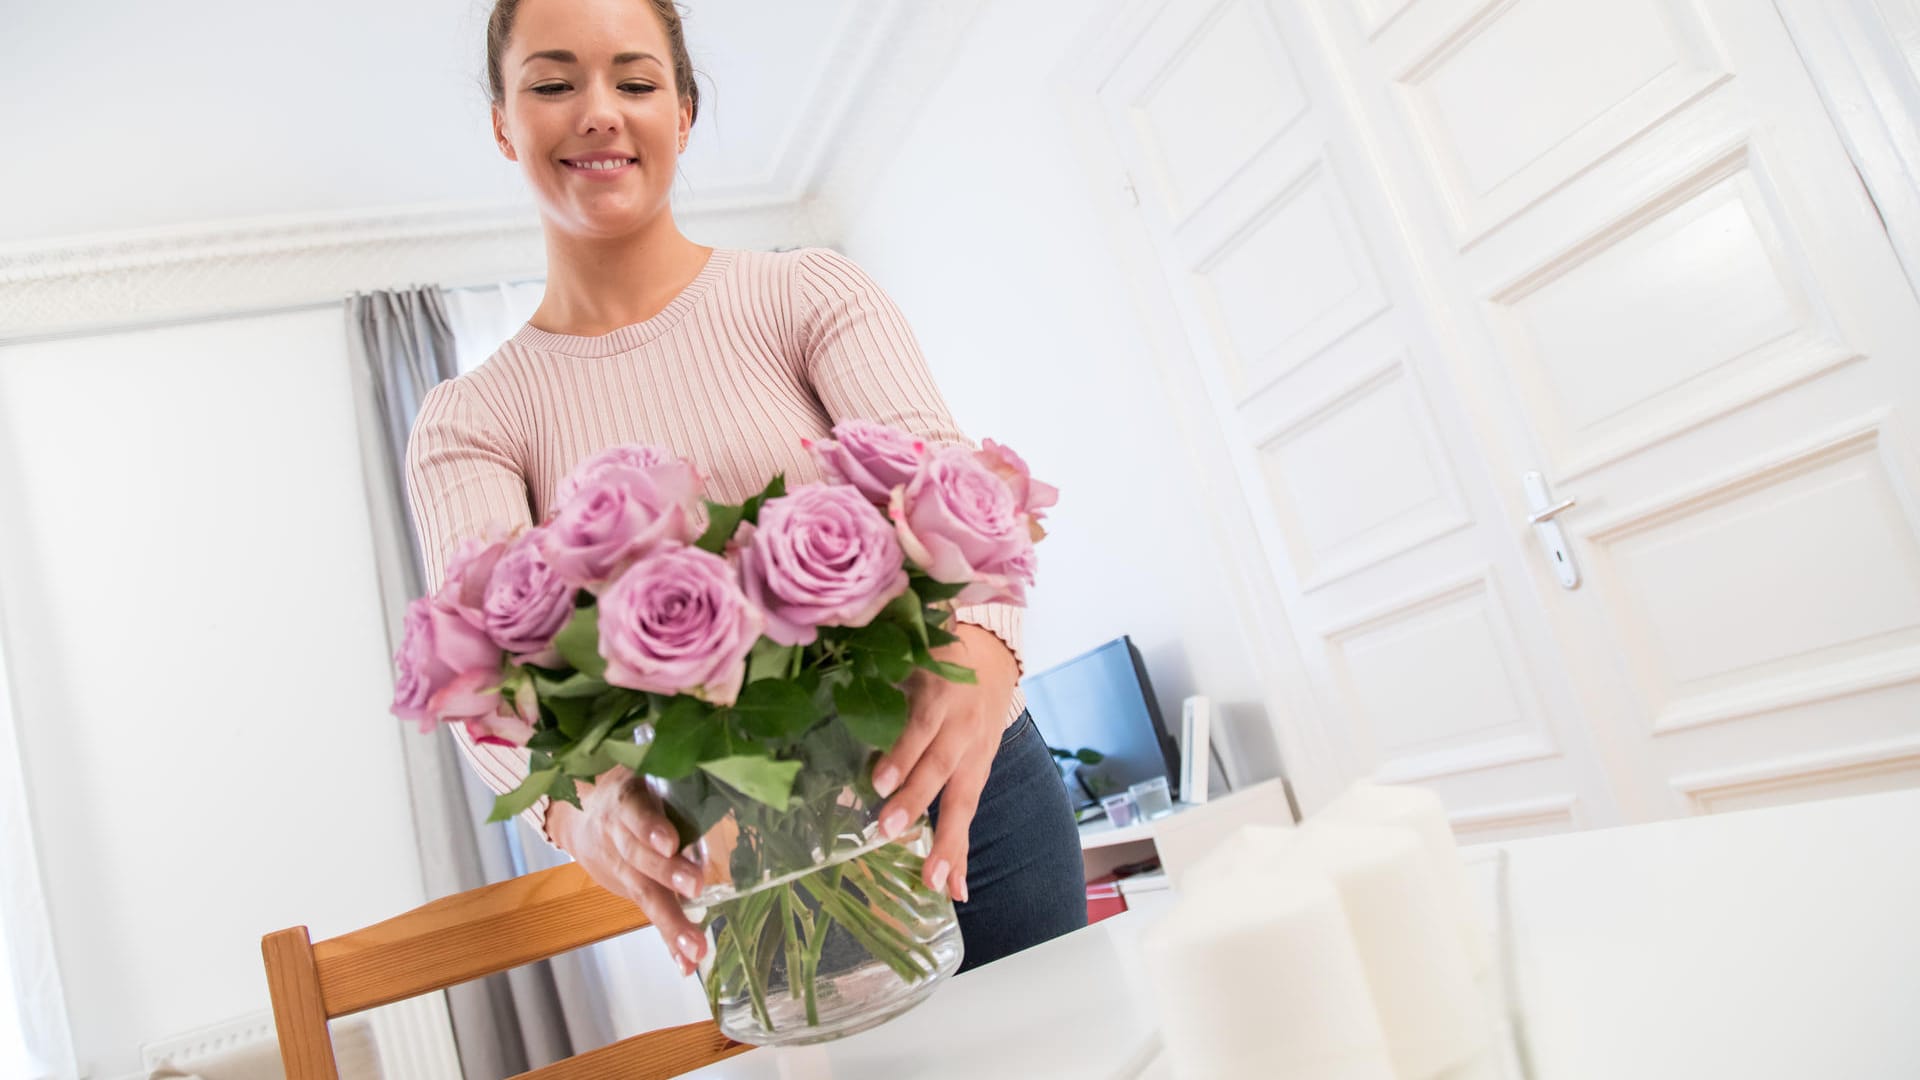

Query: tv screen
[1022,635,1180,811]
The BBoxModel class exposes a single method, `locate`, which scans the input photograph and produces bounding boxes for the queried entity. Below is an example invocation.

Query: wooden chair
[262,862,752,1079]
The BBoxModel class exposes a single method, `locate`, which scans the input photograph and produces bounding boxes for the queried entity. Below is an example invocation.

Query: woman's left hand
[869,621,1019,903]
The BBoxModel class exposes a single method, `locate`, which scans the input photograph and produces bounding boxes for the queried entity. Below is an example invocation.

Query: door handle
[1527,497,1577,525]
[1522,472,1580,590]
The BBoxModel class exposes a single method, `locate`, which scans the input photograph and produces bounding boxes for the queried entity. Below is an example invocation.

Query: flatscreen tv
[1022,635,1181,812]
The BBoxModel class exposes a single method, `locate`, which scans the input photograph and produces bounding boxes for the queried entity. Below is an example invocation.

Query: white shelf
[1077,800,1201,850]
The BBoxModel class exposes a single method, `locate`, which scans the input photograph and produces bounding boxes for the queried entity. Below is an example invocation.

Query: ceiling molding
[0,1,972,344]
[0,196,829,345]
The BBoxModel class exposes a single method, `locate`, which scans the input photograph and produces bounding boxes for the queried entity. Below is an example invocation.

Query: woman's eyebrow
[522,49,662,67]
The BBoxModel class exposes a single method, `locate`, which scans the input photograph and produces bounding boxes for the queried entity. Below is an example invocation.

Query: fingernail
[880,808,907,840]
[953,876,969,904]
[650,828,677,858]
[873,764,900,797]
[927,858,950,896]
[677,953,695,977]
[673,870,699,898]
[677,931,704,964]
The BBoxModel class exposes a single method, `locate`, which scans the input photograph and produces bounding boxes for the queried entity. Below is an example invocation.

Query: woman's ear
[492,107,517,162]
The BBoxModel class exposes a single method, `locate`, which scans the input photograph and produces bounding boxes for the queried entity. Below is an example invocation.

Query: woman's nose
[575,83,622,136]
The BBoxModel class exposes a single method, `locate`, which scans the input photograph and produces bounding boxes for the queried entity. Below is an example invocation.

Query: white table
[685,787,1920,1079]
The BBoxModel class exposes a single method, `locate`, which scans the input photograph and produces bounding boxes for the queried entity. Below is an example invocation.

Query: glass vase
[675,781,965,1046]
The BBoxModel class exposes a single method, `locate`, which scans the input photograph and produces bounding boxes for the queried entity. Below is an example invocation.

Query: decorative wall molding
[0,197,827,345]
[1671,734,1920,814]
[1450,793,1580,841]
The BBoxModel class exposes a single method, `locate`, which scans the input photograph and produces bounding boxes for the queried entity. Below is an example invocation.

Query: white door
[1066,0,1629,839]
[1305,0,1920,820]
[1062,0,1920,831]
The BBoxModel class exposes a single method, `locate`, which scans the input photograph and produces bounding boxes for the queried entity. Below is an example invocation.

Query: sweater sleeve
[403,377,559,843]
[793,247,1029,725]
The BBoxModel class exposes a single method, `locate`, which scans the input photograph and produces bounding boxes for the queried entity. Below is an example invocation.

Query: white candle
[1140,868,1396,1080]
[1320,782,1493,974]
[1284,821,1489,1078]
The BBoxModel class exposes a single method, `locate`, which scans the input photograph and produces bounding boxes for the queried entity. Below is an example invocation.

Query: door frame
[1050,0,1348,813]
[1773,0,1920,301]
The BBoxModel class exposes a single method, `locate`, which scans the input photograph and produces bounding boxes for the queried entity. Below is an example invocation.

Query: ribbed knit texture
[404,245,1026,840]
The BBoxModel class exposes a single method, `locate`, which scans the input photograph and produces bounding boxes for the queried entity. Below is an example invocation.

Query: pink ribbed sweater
[404,245,1027,839]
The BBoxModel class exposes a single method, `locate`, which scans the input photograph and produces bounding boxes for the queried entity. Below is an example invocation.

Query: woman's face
[492,0,689,238]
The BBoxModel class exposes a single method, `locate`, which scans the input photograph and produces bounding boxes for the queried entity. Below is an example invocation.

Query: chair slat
[311,862,651,1016]
[262,927,342,1080]
[515,1020,751,1080]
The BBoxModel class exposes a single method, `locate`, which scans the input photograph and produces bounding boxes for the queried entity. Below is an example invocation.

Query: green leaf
[532,670,609,699]
[546,694,591,740]
[600,736,648,770]
[659,772,732,850]
[527,728,571,753]
[695,500,747,554]
[850,621,912,669]
[487,768,559,823]
[558,700,624,775]
[549,773,583,810]
[740,474,787,524]
[638,697,713,780]
[745,636,800,685]
[883,590,929,649]
[914,577,968,602]
[733,679,819,740]
[920,659,977,685]
[924,626,961,649]
[552,605,607,679]
[834,677,910,751]
[699,755,803,810]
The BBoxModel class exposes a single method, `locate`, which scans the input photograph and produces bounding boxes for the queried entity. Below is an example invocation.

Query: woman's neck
[529,219,713,337]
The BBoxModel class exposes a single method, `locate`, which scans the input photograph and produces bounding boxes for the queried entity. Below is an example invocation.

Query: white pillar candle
[1140,869,1397,1080]
[1283,821,1489,1079]
[1320,782,1493,974]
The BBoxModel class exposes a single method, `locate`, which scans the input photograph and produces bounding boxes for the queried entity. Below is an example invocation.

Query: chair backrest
[262,862,752,1080]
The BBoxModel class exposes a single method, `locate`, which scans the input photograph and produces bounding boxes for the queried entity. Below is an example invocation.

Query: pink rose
[977,439,1059,541]
[391,595,506,734]
[597,545,764,705]
[540,462,702,589]
[804,420,926,506]
[556,443,687,505]
[439,533,511,630]
[483,528,576,666]
[463,691,537,749]
[738,483,911,646]
[889,445,1041,606]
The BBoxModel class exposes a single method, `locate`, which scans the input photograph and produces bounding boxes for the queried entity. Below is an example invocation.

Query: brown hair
[484,0,700,127]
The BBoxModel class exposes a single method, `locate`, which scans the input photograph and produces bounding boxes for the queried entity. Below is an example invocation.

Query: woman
[405,0,1086,978]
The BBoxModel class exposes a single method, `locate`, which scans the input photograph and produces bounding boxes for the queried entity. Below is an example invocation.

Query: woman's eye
[531,84,568,95]
[622,84,656,94]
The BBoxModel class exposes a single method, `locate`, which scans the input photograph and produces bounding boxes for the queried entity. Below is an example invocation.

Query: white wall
[0,310,429,1078]
[822,0,1286,781]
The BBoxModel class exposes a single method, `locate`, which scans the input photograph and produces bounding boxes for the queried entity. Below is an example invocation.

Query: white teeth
[568,158,632,171]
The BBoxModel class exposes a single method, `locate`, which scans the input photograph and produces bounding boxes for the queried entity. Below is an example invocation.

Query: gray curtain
[344,286,614,1076]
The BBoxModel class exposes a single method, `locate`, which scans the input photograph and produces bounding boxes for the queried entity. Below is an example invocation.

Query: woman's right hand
[547,765,709,975]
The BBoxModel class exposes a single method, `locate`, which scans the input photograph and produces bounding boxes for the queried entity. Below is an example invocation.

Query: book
[1179,696,1211,805]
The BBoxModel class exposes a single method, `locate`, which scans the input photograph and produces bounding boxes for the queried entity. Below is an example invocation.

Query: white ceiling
[0,0,917,247]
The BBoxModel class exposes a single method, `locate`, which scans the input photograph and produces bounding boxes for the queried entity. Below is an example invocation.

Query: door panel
[1310,0,1920,818]
[1089,0,1625,831]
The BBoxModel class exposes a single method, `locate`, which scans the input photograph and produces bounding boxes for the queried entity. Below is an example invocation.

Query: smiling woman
[411,0,1088,1025]
[483,0,702,256]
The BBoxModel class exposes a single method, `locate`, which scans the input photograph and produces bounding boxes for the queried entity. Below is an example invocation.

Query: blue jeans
[928,709,1088,973]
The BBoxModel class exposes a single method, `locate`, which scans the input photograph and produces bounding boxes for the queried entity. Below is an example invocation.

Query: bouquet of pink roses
[390,420,1054,1044]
